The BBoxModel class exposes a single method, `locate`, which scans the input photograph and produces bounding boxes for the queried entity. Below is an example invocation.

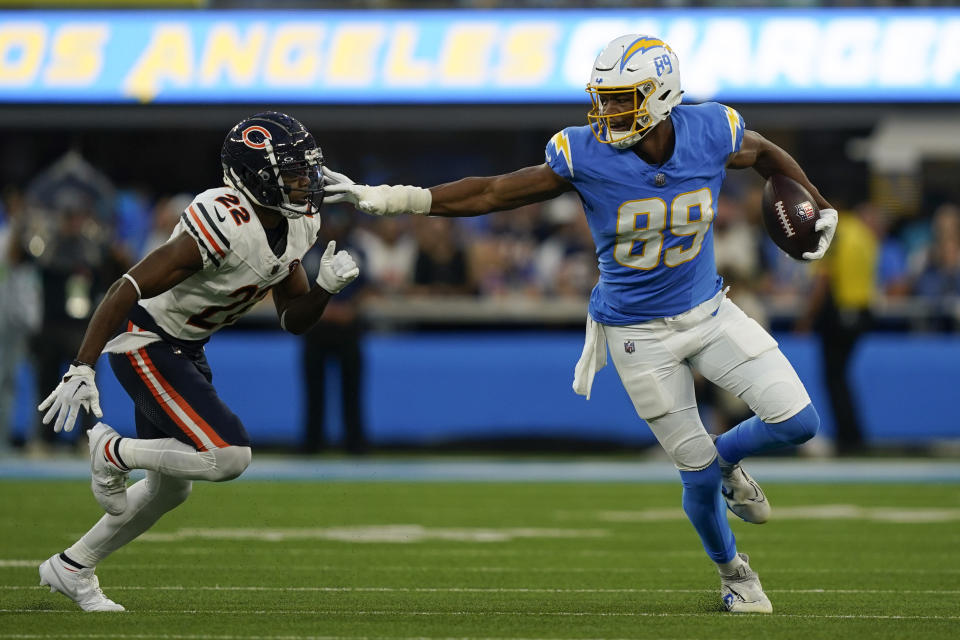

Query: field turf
[2,477,959,639]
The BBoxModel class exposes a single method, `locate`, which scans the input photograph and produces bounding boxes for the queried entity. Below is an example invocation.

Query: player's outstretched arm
[273,240,359,335]
[324,164,571,218]
[38,233,203,432]
[728,130,838,260]
[429,164,572,217]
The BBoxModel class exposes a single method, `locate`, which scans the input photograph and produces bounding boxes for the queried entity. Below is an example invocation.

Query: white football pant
[604,294,810,471]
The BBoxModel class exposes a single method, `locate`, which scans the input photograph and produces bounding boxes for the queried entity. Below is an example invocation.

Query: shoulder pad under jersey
[179,187,253,268]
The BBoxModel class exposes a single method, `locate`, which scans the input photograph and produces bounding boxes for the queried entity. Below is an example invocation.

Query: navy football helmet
[221,112,324,218]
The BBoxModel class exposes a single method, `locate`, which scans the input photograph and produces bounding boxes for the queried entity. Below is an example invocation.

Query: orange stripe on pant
[126,350,206,450]
[138,348,228,450]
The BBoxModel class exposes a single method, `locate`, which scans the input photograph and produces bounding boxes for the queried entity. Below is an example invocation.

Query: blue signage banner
[0,9,957,104]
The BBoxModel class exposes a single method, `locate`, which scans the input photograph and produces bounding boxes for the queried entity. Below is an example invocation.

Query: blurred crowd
[2,150,959,456]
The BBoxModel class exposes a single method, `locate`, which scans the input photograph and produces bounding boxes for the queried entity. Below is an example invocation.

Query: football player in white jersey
[325,35,838,614]
[35,112,359,611]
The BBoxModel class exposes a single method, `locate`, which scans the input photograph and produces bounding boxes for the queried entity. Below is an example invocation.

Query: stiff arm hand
[323,166,431,217]
[37,363,102,433]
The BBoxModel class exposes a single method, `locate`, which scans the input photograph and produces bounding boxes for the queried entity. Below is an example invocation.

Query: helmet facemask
[585,35,684,149]
[262,142,324,219]
[587,79,661,149]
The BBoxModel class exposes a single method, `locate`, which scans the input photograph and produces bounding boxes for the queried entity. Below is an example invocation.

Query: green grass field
[2,477,959,639]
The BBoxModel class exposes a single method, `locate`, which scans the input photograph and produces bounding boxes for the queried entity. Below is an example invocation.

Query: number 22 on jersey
[614,188,714,270]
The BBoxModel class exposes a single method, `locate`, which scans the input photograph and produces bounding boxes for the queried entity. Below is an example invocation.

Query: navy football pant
[108,339,249,450]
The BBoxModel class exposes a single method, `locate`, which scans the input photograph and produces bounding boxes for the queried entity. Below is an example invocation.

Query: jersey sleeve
[545,129,576,181]
[177,192,235,270]
[715,103,745,157]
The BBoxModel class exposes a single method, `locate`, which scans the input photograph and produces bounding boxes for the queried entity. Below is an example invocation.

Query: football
[760,174,821,260]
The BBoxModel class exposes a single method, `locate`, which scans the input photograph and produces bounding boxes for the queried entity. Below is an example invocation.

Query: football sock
[111,437,130,471]
[59,552,86,570]
[65,471,192,567]
[118,437,211,475]
[117,437,251,482]
[716,403,820,465]
[716,553,747,576]
[101,436,130,472]
[679,460,738,564]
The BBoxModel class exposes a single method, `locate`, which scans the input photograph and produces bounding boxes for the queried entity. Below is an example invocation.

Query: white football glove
[321,165,356,192]
[324,183,432,217]
[315,240,359,293]
[37,363,102,433]
[802,208,838,261]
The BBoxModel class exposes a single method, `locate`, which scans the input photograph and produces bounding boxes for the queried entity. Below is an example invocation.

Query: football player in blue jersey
[326,34,838,614]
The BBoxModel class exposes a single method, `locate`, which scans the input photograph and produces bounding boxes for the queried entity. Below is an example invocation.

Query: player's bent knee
[648,410,717,471]
[164,479,193,506]
[769,403,820,445]
[752,378,811,423]
[672,433,718,471]
[209,446,252,482]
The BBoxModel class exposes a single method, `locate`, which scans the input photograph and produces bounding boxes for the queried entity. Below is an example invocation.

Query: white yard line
[137,526,608,544]
[0,610,958,620]
[593,505,960,523]
[3,562,960,574]
[2,585,958,595]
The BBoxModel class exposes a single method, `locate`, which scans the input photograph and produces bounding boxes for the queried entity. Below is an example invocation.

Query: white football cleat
[713,436,770,524]
[720,463,770,524]
[87,422,129,516]
[720,553,772,614]
[39,554,125,612]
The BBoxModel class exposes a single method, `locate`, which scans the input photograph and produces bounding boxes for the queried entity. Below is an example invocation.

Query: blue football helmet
[221,112,324,218]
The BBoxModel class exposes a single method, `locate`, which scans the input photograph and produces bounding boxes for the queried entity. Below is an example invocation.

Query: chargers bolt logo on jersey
[241,125,272,150]
[548,131,575,179]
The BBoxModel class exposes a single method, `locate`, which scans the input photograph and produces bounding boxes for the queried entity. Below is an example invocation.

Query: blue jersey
[545,102,744,325]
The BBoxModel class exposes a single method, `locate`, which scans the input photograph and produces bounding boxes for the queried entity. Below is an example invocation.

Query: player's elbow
[280,308,311,335]
[209,446,252,481]
[283,322,308,336]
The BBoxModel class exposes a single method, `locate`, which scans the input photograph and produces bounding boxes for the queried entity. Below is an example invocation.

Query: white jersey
[138,186,321,342]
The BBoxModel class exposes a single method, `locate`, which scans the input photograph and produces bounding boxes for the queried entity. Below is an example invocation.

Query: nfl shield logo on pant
[624,340,635,354]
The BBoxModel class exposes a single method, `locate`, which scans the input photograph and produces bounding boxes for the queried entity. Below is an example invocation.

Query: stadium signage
[0,9,957,103]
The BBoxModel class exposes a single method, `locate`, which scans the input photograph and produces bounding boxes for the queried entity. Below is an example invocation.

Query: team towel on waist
[102,326,161,355]
[572,315,607,401]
